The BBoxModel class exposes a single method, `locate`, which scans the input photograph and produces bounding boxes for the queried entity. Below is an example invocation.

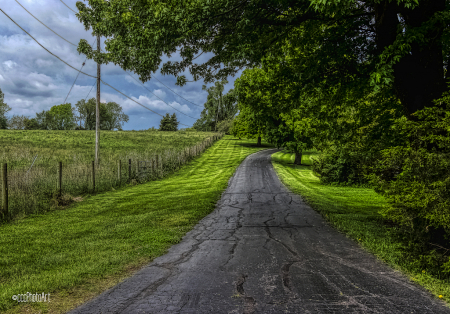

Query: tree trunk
[256,136,261,147]
[294,151,302,165]
[375,0,447,117]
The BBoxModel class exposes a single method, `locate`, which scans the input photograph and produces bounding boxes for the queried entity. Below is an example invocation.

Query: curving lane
[70,149,450,314]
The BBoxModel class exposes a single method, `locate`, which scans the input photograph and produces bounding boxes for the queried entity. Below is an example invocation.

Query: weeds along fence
[0,134,223,222]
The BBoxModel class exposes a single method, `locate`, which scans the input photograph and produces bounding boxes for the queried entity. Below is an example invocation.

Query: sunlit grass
[272,151,450,305]
[1,136,272,314]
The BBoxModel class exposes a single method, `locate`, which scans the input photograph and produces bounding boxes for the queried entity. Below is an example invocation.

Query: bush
[311,146,369,185]
[369,97,450,270]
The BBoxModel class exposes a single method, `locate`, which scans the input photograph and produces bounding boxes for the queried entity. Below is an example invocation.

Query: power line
[151,75,203,107]
[15,0,77,47]
[124,72,198,120]
[64,38,97,103]
[0,6,192,127]
[0,7,97,79]
[59,0,77,14]
[84,82,96,101]
[64,61,85,103]
[15,0,203,113]
[101,79,191,127]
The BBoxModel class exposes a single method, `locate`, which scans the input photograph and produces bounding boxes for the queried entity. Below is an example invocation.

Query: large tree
[76,0,450,117]
[75,98,129,130]
[47,103,76,130]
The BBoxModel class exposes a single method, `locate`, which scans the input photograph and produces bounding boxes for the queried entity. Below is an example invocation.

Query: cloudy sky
[0,0,240,130]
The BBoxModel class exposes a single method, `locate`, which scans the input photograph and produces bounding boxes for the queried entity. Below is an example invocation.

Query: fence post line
[57,161,62,197]
[92,161,95,192]
[128,159,132,181]
[152,158,155,176]
[118,160,121,182]
[2,163,7,218]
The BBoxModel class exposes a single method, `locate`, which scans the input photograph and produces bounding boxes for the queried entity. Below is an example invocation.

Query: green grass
[0,136,272,314]
[0,129,216,169]
[0,130,218,222]
[271,151,450,304]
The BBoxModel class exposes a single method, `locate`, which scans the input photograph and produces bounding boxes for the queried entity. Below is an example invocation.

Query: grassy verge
[0,130,219,222]
[271,151,450,304]
[1,136,272,313]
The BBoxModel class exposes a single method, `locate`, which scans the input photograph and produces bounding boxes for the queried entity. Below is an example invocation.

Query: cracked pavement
[69,149,450,314]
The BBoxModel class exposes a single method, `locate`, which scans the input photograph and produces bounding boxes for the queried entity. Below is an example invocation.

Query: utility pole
[95,35,100,166]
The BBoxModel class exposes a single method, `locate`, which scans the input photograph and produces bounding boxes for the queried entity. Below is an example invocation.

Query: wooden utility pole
[95,35,101,166]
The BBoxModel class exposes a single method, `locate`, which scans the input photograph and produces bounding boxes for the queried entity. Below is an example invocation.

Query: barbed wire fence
[0,135,222,222]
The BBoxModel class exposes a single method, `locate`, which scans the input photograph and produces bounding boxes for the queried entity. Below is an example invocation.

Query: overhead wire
[123,72,199,120]
[151,75,203,107]
[59,0,77,14]
[0,7,97,79]
[1,5,192,127]
[14,0,77,47]
[64,38,97,103]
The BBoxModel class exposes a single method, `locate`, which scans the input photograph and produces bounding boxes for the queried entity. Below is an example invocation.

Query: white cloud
[3,60,18,69]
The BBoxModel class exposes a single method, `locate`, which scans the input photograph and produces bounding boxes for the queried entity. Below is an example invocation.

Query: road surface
[70,149,450,313]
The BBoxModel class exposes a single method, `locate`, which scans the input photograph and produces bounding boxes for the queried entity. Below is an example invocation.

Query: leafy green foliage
[370,93,450,238]
[75,98,129,130]
[159,113,179,131]
[194,81,237,131]
[0,88,10,129]
[47,103,76,130]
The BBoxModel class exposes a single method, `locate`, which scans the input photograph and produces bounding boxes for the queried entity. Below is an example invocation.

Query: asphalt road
[70,149,450,314]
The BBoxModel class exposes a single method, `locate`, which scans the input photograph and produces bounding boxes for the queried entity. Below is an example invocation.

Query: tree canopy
[159,113,179,131]
[76,0,450,116]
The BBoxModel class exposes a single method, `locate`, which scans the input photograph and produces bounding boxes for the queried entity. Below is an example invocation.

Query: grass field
[0,130,218,222]
[0,136,271,314]
[271,151,450,304]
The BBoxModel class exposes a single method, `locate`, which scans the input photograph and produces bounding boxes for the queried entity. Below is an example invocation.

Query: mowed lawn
[271,151,450,305]
[0,136,271,314]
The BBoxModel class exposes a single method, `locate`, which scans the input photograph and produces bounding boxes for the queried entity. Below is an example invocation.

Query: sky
[0,0,241,130]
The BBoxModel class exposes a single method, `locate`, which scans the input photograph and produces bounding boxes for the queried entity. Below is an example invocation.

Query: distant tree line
[0,89,129,131]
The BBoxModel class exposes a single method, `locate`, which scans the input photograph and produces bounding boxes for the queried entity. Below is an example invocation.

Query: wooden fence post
[2,163,7,218]
[156,155,159,175]
[57,161,62,197]
[152,158,155,175]
[118,160,121,181]
[128,159,132,181]
[92,161,95,192]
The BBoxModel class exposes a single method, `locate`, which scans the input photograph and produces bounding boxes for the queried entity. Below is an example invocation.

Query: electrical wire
[15,0,203,112]
[59,0,77,14]
[124,72,198,120]
[15,0,77,47]
[151,75,203,107]
[0,7,98,79]
[64,38,97,103]
[0,7,192,127]
[101,79,191,127]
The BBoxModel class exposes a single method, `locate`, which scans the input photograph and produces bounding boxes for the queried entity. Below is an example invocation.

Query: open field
[271,151,450,304]
[0,136,272,313]
[0,130,218,222]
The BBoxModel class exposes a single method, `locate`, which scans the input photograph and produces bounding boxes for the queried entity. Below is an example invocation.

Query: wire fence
[0,135,223,222]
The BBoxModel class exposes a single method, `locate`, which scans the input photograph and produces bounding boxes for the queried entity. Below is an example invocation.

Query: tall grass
[0,130,220,222]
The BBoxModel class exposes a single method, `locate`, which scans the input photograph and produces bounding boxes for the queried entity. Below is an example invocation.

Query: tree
[8,115,28,130]
[75,98,129,130]
[76,0,449,118]
[159,113,178,131]
[24,118,40,130]
[0,88,11,129]
[47,103,76,130]
[101,102,129,130]
[194,81,238,131]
